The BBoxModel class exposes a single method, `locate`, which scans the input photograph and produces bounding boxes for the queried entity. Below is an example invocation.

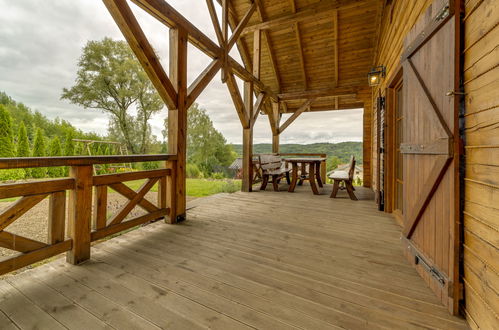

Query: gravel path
[0,192,197,258]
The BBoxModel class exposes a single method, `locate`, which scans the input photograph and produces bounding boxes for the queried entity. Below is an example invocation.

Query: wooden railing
[0,155,176,275]
[278,153,328,182]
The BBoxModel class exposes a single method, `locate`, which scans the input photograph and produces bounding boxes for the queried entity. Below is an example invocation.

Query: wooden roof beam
[227,2,256,51]
[278,87,358,101]
[251,92,266,128]
[104,0,178,110]
[131,0,277,101]
[290,0,307,89]
[279,98,314,134]
[186,59,222,108]
[333,10,339,86]
[205,0,223,45]
[242,0,368,34]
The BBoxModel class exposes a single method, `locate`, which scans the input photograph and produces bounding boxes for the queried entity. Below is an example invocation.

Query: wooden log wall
[462,0,499,327]
[371,0,433,190]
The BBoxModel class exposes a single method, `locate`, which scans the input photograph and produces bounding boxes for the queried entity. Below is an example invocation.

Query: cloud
[0,0,363,144]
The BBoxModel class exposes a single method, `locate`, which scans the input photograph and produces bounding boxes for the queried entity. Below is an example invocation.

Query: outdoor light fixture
[368,66,386,87]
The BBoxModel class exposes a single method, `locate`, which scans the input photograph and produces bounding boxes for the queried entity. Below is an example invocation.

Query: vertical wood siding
[463,0,499,327]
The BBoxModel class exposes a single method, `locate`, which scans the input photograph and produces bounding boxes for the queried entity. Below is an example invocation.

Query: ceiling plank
[278,87,358,101]
[242,0,368,34]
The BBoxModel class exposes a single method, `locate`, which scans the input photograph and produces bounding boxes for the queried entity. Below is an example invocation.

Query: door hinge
[436,5,450,21]
[415,255,446,287]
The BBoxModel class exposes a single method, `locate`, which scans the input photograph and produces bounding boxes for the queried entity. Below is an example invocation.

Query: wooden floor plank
[6,273,110,330]
[0,185,467,329]
[46,259,243,330]
[102,223,467,329]
[0,280,66,330]
[0,309,19,330]
[30,264,162,330]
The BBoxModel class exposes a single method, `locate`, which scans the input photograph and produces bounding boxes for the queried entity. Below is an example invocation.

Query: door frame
[384,67,403,225]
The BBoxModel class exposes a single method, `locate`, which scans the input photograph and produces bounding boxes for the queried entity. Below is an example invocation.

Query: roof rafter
[290,0,307,90]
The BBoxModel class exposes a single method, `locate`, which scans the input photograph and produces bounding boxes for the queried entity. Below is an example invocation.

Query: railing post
[166,160,177,224]
[157,170,167,222]
[67,165,93,265]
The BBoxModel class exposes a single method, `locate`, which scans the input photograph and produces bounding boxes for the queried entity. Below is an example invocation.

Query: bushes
[186,163,202,178]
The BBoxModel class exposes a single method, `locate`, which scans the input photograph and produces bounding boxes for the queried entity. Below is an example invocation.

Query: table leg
[315,161,323,187]
[288,163,298,192]
[298,162,306,185]
[308,162,319,195]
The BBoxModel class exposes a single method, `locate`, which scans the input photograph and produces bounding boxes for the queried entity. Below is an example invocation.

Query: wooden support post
[320,156,327,185]
[221,0,229,82]
[272,134,280,155]
[168,27,188,222]
[242,81,254,192]
[48,191,66,244]
[93,186,107,230]
[271,101,280,154]
[67,165,92,265]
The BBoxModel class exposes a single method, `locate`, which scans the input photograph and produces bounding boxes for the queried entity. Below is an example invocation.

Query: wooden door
[400,0,461,314]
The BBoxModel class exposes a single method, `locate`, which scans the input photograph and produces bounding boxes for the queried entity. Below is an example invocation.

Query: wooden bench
[259,154,292,191]
[329,155,357,200]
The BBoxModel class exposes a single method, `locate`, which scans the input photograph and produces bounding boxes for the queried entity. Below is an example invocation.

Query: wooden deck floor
[0,184,468,329]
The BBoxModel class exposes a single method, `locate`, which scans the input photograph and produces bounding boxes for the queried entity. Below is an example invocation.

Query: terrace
[0,183,467,329]
[0,0,497,329]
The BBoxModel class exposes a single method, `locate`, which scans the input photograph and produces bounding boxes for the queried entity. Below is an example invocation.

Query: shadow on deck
[0,184,468,329]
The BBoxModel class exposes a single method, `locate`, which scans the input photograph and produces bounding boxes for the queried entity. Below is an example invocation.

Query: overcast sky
[0,0,363,144]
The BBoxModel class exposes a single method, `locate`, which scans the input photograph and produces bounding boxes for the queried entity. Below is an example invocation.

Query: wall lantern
[367,66,386,87]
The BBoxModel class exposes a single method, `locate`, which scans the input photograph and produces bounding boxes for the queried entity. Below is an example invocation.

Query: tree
[0,105,14,157]
[64,131,75,156]
[164,103,236,176]
[16,122,31,178]
[327,156,341,172]
[31,128,46,178]
[48,137,63,177]
[61,38,163,154]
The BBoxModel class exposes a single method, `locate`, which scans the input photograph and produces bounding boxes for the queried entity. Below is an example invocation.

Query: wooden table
[284,157,326,195]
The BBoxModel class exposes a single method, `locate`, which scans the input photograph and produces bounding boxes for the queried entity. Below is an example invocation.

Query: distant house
[229,158,243,179]
[327,164,363,181]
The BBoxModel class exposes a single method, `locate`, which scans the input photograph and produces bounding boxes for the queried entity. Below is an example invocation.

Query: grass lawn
[121,178,241,197]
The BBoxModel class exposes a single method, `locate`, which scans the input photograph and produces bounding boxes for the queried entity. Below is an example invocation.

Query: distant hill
[232,142,363,165]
